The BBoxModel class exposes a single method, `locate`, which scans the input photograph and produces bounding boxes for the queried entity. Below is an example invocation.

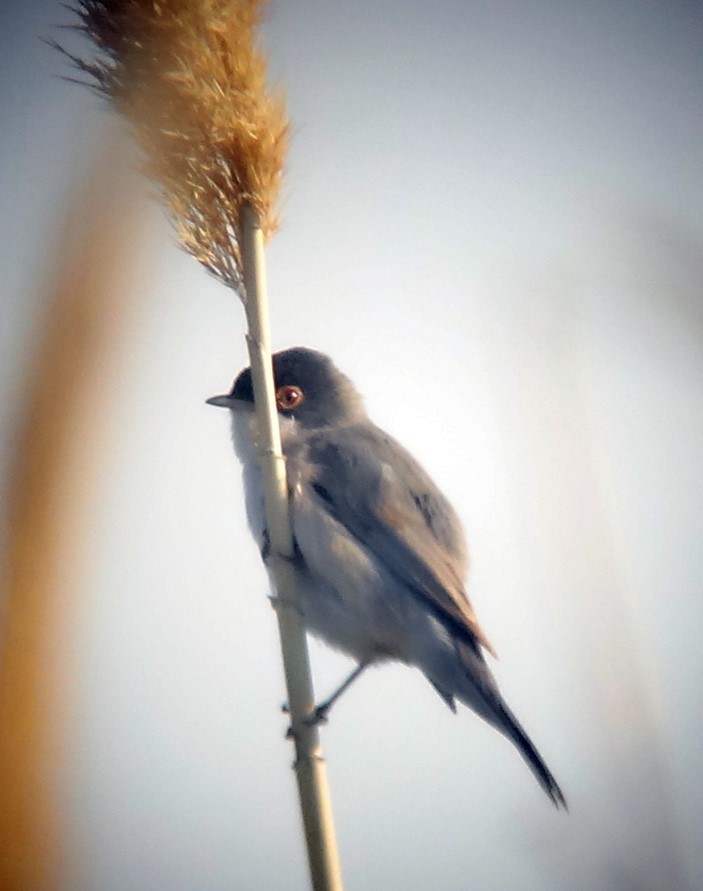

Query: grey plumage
[208,347,566,808]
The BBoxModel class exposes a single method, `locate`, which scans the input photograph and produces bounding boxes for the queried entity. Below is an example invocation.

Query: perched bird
[208,347,566,808]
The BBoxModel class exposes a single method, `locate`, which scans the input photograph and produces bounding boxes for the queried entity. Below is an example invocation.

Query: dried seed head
[64,0,289,292]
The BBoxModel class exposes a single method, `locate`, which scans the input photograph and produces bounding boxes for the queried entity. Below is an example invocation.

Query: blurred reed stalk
[0,139,147,891]
[61,3,344,888]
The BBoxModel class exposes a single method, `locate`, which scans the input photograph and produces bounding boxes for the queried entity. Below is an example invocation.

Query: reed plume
[62,0,289,291]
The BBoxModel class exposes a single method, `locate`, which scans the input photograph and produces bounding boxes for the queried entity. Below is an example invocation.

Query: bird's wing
[299,425,496,657]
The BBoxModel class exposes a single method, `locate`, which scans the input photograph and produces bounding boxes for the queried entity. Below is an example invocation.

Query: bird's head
[207,346,365,430]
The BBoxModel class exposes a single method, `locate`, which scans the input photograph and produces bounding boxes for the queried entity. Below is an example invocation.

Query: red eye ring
[276,385,304,411]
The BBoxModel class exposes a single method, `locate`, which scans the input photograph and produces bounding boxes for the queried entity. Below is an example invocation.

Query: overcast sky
[2,2,702,889]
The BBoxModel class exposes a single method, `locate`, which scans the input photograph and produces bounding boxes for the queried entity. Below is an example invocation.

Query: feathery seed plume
[63,0,289,291]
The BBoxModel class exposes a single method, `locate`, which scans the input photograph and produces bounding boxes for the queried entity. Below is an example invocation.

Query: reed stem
[240,203,344,891]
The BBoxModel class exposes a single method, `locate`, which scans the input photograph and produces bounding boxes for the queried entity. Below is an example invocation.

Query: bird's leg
[281,662,370,731]
[306,661,370,726]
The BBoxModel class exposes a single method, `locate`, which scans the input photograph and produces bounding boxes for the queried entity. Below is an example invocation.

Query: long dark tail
[448,640,567,809]
[493,698,567,809]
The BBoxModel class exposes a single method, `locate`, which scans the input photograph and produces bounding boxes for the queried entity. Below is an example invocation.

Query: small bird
[208,347,566,808]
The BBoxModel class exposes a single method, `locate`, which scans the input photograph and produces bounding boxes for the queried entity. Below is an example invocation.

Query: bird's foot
[305,703,330,726]
[282,701,330,739]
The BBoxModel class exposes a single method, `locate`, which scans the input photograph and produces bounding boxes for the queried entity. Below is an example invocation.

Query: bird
[207,346,566,808]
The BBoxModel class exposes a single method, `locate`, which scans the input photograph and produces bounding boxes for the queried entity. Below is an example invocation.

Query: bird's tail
[491,697,567,809]
[450,640,567,809]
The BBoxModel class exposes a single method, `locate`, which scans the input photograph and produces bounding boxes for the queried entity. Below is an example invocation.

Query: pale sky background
[1,2,702,889]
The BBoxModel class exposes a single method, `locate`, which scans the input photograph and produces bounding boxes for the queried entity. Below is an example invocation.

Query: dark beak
[206,394,237,408]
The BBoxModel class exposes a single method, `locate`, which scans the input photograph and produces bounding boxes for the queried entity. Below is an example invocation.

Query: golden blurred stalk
[0,141,146,891]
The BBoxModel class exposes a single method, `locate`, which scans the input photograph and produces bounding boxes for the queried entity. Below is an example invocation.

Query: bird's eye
[276,385,304,411]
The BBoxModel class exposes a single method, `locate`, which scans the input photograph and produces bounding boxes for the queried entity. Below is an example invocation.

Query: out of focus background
[1,2,702,889]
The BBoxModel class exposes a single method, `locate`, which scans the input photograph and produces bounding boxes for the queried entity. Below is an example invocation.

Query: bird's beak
[206,394,238,408]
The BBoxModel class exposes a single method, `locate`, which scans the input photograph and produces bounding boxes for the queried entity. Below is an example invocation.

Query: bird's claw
[283,703,330,740]
[305,704,330,726]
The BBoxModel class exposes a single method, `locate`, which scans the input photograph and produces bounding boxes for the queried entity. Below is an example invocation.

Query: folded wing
[301,425,496,658]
